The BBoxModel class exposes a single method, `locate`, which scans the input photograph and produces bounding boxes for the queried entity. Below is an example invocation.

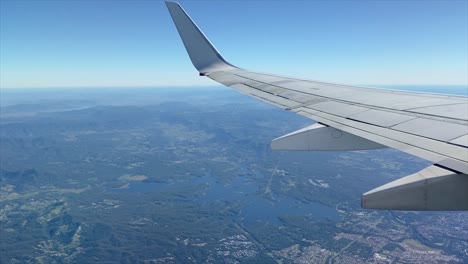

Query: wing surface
[166,2,468,210]
[208,69,468,173]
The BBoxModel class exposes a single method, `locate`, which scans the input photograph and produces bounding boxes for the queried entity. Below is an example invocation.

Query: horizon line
[1,84,467,90]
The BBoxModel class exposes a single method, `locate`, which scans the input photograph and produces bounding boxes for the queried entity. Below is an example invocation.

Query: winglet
[165,1,236,74]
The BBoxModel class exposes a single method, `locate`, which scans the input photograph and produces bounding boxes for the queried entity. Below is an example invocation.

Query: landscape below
[0,86,467,263]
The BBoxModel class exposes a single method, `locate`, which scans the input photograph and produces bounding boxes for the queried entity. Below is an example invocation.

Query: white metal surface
[166,2,235,73]
[349,110,416,128]
[307,101,368,117]
[450,134,468,147]
[362,165,468,210]
[392,118,467,141]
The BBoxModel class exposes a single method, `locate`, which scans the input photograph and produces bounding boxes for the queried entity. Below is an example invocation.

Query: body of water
[113,174,339,223]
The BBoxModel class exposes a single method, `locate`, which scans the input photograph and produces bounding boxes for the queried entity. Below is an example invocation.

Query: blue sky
[0,0,467,88]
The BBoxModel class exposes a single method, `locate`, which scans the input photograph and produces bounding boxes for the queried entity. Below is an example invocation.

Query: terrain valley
[0,86,467,263]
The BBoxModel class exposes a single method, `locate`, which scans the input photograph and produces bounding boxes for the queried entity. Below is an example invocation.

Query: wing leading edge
[165,1,468,210]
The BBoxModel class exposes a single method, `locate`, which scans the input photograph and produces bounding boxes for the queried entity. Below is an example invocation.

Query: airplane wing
[165,2,468,211]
